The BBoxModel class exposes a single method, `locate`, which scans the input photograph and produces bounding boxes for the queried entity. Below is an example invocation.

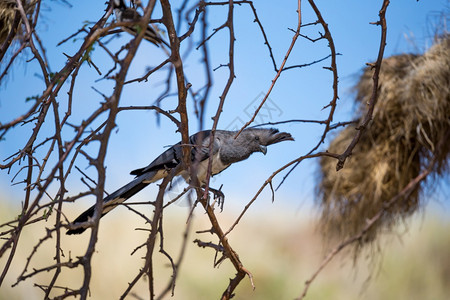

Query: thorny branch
[235,0,303,137]
[276,0,341,189]
[226,1,392,298]
[335,0,390,171]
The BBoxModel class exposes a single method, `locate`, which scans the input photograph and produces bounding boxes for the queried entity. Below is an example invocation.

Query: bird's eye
[255,136,260,141]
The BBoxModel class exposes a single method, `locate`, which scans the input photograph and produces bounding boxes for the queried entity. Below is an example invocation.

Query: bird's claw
[208,185,225,211]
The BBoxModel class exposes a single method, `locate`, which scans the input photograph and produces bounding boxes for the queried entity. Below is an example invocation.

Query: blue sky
[0,0,448,216]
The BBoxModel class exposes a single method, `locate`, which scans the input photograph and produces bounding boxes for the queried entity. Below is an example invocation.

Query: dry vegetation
[319,36,450,251]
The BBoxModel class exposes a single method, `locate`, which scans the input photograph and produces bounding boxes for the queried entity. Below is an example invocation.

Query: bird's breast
[192,151,230,184]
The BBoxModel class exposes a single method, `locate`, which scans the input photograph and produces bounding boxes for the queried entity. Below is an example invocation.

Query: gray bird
[112,0,169,47]
[66,128,294,235]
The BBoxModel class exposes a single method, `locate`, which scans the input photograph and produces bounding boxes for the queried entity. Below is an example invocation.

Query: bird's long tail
[66,171,157,235]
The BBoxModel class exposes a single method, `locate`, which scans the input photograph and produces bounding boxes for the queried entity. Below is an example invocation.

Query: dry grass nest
[318,36,449,252]
[0,0,17,45]
[0,0,35,47]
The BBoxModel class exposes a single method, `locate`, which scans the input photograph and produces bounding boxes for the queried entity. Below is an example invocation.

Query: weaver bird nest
[318,36,449,252]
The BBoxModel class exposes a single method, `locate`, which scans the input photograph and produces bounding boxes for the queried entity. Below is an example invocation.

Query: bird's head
[236,128,294,155]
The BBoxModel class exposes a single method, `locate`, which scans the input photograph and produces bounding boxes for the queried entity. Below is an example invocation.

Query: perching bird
[67,128,294,235]
[112,0,168,47]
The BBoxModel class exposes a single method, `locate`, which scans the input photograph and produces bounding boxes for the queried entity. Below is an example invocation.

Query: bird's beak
[259,145,267,155]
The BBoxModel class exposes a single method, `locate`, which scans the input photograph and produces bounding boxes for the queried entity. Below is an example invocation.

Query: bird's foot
[207,184,225,211]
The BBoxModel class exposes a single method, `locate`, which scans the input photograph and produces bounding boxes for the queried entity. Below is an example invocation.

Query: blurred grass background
[1,200,449,300]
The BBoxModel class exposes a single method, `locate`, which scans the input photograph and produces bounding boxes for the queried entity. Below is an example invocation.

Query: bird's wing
[130,144,181,176]
[130,130,214,177]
